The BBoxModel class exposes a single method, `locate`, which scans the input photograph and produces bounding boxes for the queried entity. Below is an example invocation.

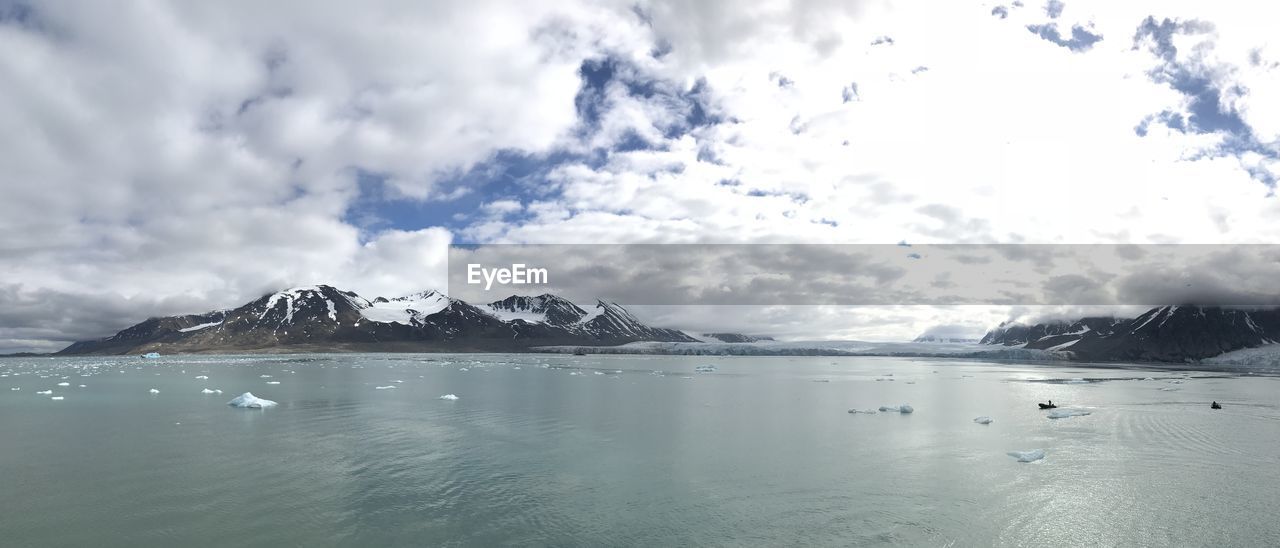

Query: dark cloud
[841,82,859,103]
[1027,23,1102,52]
[1045,0,1065,19]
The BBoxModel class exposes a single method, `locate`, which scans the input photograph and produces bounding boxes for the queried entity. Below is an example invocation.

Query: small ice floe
[260,375,273,378]
[36,390,52,395]
[227,392,277,409]
[847,408,878,414]
[142,353,160,359]
[513,366,522,370]
[593,371,605,375]
[974,416,994,424]
[149,388,160,394]
[879,404,914,414]
[694,365,717,373]
[78,384,86,388]
[569,371,582,376]
[195,375,209,380]
[10,387,19,391]
[1064,378,1088,384]
[374,385,397,390]
[392,380,404,384]
[439,394,459,401]
[201,388,222,394]
[50,396,65,401]
[459,368,469,372]
[57,382,70,386]
[1047,408,1091,419]
[1159,387,1180,392]
[1142,377,1155,381]
[265,381,281,385]
[1007,449,1045,463]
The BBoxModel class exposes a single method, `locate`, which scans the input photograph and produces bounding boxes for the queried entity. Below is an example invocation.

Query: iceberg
[1007,449,1045,462]
[265,381,281,385]
[1047,408,1091,419]
[227,392,277,409]
[374,385,396,390]
[56,382,69,386]
[36,390,52,395]
[141,353,160,359]
[9,387,18,391]
[974,416,993,424]
[195,375,209,380]
[439,394,459,401]
[847,408,878,414]
[149,388,160,394]
[200,388,222,394]
[50,396,65,401]
[878,404,914,414]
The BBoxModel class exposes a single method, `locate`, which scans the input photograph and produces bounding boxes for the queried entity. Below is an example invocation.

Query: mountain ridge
[57,285,700,355]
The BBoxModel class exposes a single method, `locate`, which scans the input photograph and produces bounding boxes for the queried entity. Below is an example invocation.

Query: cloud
[1026,22,1103,52]
[5,0,1280,351]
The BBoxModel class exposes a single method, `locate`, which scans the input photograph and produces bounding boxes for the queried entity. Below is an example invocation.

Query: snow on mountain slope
[360,290,450,325]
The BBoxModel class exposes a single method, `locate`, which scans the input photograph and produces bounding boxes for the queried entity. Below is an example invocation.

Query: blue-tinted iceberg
[1008,449,1045,462]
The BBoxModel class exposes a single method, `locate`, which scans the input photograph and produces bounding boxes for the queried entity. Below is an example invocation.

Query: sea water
[1,353,1278,546]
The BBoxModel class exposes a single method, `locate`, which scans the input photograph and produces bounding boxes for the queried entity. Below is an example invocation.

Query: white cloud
[3,0,1280,351]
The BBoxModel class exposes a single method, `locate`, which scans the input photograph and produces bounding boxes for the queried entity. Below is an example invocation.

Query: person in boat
[1211,401,1222,409]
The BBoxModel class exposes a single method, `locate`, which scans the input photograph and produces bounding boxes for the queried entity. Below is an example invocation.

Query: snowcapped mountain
[979,306,1280,362]
[699,333,775,343]
[58,285,697,355]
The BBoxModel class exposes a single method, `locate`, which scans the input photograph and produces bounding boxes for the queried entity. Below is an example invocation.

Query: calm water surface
[2,354,1278,546]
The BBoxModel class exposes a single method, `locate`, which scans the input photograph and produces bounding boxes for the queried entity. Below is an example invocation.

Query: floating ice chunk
[201,388,222,394]
[57,382,70,386]
[878,404,914,413]
[260,375,272,378]
[974,416,994,424]
[1168,379,1184,384]
[1047,408,1091,419]
[195,375,209,380]
[392,380,404,383]
[36,390,52,395]
[374,385,397,390]
[1007,449,1045,462]
[265,381,281,385]
[694,365,717,373]
[78,384,86,388]
[228,392,277,409]
[439,394,459,401]
[847,408,878,414]
[10,387,19,391]
[1159,387,1180,392]
[1064,378,1088,384]
[1143,377,1155,381]
[459,368,469,372]
[50,396,64,401]
[142,353,160,359]
[149,388,160,394]
[593,371,605,375]
[899,404,914,413]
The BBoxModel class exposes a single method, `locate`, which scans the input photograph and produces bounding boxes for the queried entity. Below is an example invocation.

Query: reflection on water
[1,354,1278,546]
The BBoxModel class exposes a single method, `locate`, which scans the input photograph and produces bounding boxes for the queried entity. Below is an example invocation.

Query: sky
[2,0,1279,352]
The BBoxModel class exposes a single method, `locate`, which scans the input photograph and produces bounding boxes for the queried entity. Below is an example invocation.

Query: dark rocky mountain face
[487,294,588,326]
[980,306,1280,362]
[701,333,775,343]
[58,286,699,355]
